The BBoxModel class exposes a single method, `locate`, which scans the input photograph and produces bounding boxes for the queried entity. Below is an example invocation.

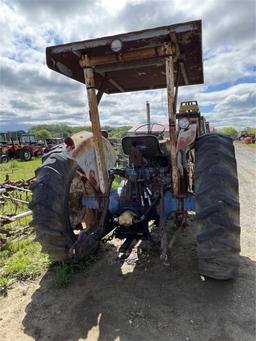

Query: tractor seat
[122,135,163,158]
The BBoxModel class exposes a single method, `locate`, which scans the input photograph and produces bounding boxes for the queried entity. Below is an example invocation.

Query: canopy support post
[165,44,179,197]
[174,62,181,114]
[80,55,108,193]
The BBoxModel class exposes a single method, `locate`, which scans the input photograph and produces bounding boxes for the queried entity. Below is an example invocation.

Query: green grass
[0,236,96,294]
[0,158,41,237]
[0,238,49,295]
[0,237,97,294]
[0,277,9,296]
[0,158,41,183]
[0,189,32,224]
[53,255,97,288]
[53,264,72,288]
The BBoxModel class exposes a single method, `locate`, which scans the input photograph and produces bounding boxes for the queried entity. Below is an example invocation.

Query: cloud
[196,83,256,129]
[0,0,255,131]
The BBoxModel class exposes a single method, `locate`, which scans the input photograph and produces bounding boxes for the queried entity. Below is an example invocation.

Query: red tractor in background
[7,134,44,161]
[238,130,255,144]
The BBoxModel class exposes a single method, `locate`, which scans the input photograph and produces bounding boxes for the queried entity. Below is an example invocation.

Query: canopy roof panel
[46,20,203,94]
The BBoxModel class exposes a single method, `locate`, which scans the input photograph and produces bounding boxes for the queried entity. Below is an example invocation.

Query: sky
[0,0,255,132]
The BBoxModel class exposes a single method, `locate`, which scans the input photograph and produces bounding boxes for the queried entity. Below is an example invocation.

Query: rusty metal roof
[46,20,203,94]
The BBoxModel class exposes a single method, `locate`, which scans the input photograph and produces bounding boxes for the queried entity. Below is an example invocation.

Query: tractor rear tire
[29,144,97,261]
[195,134,240,280]
[20,149,32,161]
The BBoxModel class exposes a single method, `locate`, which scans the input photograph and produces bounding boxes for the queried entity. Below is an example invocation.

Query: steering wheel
[134,123,166,135]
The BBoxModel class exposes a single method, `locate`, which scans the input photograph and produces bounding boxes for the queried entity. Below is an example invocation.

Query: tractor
[6,134,44,161]
[30,20,240,280]
[238,130,255,144]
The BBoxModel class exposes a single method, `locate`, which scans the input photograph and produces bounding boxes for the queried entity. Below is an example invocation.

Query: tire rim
[24,151,31,160]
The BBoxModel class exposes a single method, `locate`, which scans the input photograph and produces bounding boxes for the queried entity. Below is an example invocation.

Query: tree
[34,129,52,140]
[109,126,132,138]
[244,127,256,135]
[218,127,238,139]
[28,124,132,139]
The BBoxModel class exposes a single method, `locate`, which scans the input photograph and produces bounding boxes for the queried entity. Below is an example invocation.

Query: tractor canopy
[46,20,204,94]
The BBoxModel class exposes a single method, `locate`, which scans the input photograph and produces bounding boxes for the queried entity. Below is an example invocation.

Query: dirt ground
[0,143,255,341]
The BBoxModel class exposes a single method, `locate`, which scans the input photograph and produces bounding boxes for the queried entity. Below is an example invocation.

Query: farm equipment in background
[30,20,240,280]
[238,130,255,144]
[0,131,25,144]
[43,138,64,153]
[0,132,65,161]
[5,134,44,161]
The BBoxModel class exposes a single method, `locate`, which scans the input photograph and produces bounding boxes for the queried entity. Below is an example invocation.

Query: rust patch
[69,130,117,192]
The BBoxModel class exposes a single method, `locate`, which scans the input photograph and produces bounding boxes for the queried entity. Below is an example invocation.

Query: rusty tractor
[30,20,240,280]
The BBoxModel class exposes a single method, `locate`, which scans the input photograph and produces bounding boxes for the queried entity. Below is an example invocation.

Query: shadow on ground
[22,230,256,341]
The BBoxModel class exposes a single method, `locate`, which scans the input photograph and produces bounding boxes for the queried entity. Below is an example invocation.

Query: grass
[0,237,97,295]
[0,277,9,296]
[53,254,97,288]
[53,255,97,288]
[53,264,71,287]
[247,143,256,148]
[0,190,32,230]
[0,158,49,296]
[0,158,41,182]
[0,238,49,295]
[0,158,41,241]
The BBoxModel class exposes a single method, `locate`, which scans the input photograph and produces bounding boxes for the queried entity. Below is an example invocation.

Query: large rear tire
[195,134,240,280]
[29,144,99,261]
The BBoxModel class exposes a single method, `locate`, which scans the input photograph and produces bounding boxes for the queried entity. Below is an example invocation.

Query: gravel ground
[0,142,255,341]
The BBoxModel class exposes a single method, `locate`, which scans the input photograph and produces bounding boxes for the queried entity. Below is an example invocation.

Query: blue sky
[0,0,255,132]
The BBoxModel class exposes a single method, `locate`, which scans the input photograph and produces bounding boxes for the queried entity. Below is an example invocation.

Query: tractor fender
[67,131,117,192]
[176,124,197,152]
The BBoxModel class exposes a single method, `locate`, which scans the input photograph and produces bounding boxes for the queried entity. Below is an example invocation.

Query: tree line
[28,124,256,140]
[217,127,256,139]
[29,124,132,139]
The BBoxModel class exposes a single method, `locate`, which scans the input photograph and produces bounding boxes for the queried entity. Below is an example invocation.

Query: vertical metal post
[165,44,179,197]
[146,101,151,134]
[174,62,181,115]
[80,55,108,193]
